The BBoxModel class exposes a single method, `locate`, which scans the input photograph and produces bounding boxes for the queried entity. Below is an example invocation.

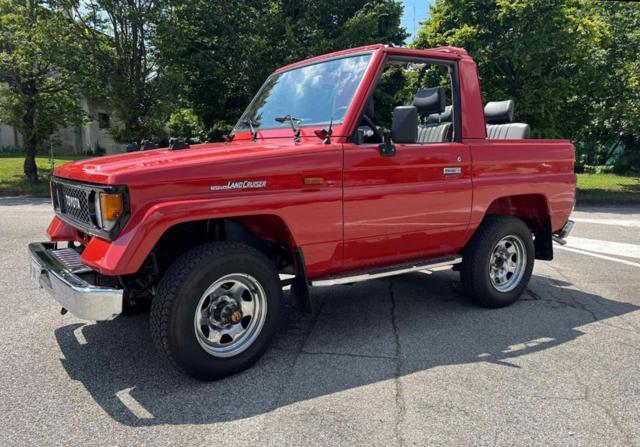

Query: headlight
[94,192,124,231]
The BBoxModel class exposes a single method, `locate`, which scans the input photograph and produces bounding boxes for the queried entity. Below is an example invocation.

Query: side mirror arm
[379,132,396,157]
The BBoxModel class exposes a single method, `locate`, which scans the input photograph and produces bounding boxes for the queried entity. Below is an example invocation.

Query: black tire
[460,215,534,308]
[150,242,283,380]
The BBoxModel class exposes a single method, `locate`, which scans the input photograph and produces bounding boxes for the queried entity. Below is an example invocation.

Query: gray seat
[428,105,452,123]
[487,122,531,139]
[413,87,452,144]
[417,121,452,143]
[484,100,530,139]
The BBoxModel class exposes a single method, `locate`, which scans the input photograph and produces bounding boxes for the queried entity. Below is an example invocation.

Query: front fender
[78,198,296,275]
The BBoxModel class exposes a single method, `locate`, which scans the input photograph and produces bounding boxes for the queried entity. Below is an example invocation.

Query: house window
[98,113,110,129]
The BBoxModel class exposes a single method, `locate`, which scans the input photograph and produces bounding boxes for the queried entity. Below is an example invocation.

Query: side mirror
[391,106,417,144]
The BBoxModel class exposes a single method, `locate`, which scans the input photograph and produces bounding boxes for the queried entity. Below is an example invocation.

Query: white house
[0,96,125,155]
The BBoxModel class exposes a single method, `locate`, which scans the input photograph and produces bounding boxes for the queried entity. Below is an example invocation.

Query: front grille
[51,177,128,240]
[53,181,93,226]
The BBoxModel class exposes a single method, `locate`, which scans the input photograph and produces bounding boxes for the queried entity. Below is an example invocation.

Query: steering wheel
[361,113,385,142]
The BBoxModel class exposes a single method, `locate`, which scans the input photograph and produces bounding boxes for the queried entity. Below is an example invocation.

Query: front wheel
[460,216,534,308]
[150,242,283,380]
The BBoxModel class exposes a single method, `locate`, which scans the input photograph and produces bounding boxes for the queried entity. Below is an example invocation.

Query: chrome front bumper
[29,242,123,321]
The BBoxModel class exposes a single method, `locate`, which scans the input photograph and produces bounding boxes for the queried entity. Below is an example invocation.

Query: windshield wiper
[239,118,258,142]
[314,117,333,144]
[275,115,302,142]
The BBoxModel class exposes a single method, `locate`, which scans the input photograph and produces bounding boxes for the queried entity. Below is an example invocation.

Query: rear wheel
[460,216,534,308]
[150,242,283,380]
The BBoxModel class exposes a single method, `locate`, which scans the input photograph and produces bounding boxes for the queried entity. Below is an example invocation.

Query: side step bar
[310,255,462,287]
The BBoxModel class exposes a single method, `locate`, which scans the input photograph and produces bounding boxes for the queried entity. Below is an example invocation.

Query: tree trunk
[22,97,38,183]
[23,138,38,184]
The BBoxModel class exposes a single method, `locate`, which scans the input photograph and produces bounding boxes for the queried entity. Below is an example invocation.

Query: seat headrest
[428,105,453,123]
[484,100,514,124]
[413,87,446,115]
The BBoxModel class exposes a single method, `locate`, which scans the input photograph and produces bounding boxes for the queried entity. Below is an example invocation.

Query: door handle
[443,167,462,175]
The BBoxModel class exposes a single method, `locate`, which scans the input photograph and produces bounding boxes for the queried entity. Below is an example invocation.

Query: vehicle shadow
[54,270,639,427]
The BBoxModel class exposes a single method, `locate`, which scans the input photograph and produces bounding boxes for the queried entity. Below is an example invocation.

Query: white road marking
[572,217,640,228]
[556,245,640,268]
[73,326,87,345]
[565,236,640,260]
[115,387,154,419]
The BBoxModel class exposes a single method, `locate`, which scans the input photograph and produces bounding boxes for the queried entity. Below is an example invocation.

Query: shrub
[581,165,615,174]
[613,152,640,175]
[166,109,206,144]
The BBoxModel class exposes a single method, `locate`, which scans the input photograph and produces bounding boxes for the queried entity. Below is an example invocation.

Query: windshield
[235,54,372,132]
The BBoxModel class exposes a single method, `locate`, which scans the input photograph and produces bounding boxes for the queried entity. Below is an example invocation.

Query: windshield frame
[234,51,375,135]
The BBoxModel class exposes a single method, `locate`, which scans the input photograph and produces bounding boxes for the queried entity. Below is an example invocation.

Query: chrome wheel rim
[194,273,267,358]
[489,235,527,293]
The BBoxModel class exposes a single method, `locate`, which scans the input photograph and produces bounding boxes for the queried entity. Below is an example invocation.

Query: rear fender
[485,194,549,228]
[482,194,553,260]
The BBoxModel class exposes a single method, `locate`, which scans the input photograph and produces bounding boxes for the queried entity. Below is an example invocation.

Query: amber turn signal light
[99,193,124,221]
[303,177,325,186]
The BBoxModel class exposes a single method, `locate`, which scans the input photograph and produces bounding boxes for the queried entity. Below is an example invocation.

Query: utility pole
[413,4,416,39]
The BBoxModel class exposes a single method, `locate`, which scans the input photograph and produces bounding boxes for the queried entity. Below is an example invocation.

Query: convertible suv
[29,45,575,380]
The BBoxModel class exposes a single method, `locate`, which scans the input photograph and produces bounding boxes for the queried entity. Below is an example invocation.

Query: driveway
[1,198,639,446]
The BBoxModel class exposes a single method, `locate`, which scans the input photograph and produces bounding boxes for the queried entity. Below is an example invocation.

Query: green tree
[0,0,86,182]
[166,108,205,144]
[65,0,169,144]
[583,2,640,168]
[414,0,610,140]
[155,0,408,133]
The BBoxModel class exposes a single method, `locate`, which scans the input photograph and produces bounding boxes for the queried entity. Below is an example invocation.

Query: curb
[0,191,50,198]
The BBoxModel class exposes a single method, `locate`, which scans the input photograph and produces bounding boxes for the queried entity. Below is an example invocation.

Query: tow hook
[552,219,574,245]
[552,235,567,245]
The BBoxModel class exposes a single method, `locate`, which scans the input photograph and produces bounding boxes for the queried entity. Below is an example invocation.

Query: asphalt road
[1,197,639,446]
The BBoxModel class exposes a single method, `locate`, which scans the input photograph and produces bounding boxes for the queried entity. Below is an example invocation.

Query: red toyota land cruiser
[29,45,575,380]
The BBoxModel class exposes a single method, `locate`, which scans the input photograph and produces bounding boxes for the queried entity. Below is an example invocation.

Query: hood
[53,140,297,185]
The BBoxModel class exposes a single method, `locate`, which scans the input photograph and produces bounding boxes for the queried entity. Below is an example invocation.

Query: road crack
[543,271,640,334]
[576,375,635,446]
[389,278,406,447]
[522,288,543,301]
[264,295,324,417]
[299,350,397,360]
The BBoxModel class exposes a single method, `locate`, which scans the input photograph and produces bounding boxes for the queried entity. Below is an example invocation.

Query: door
[342,140,472,269]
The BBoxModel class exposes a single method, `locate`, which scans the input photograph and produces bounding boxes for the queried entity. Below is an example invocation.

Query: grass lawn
[1,153,638,205]
[577,173,640,205]
[0,154,88,194]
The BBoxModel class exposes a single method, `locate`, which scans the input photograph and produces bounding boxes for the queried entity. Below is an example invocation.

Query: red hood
[54,140,298,185]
